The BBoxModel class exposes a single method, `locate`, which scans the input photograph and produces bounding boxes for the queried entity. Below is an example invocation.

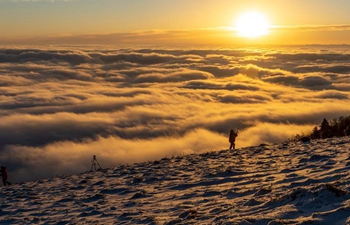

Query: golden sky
[1,0,350,45]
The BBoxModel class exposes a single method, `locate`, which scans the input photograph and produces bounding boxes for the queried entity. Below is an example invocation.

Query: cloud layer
[1,46,350,182]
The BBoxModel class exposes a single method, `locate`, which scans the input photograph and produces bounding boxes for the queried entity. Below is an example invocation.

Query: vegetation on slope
[291,115,350,142]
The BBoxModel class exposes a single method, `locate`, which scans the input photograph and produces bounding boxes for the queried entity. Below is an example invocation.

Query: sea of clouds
[1,45,350,182]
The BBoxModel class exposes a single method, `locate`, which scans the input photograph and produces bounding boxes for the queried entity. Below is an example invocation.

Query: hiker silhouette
[1,166,11,186]
[229,129,238,150]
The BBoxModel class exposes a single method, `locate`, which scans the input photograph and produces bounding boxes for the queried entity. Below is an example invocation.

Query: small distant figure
[91,155,102,171]
[229,129,238,150]
[344,126,350,136]
[0,166,11,186]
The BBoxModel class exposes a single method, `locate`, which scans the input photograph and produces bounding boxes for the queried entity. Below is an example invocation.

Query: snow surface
[1,137,350,224]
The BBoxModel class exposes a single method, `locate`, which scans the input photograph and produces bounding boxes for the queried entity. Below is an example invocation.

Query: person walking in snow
[229,129,238,150]
[0,166,11,186]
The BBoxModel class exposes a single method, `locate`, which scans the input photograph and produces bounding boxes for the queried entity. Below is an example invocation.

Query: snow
[1,137,350,224]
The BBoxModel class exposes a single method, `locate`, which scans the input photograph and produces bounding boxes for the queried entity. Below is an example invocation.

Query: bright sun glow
[235,11,270,38]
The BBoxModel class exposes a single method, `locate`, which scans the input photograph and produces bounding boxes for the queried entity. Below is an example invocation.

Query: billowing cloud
[1,129,227,182]
[313,90,349,100]
[293,65,350,74]
[135,70,214,83]
[1,46,350,182]
[298,75,332,87]
[219,93,272,104]
[236,123,314,147]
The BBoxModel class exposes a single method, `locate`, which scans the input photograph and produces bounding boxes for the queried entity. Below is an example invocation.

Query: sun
[234,11,270,38]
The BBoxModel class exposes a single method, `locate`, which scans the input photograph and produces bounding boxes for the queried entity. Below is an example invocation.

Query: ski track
[1,137,350,224]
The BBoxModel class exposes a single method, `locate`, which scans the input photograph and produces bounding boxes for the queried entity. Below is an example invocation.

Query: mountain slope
[1,137,350,224]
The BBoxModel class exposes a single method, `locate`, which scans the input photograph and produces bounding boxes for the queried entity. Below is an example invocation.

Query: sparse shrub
[290,115,350,143]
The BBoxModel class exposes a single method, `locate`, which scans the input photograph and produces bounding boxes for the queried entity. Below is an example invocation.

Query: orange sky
[1,0,350,45]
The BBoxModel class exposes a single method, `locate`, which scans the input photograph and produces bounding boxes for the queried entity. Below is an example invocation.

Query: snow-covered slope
[1,137,350,224]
